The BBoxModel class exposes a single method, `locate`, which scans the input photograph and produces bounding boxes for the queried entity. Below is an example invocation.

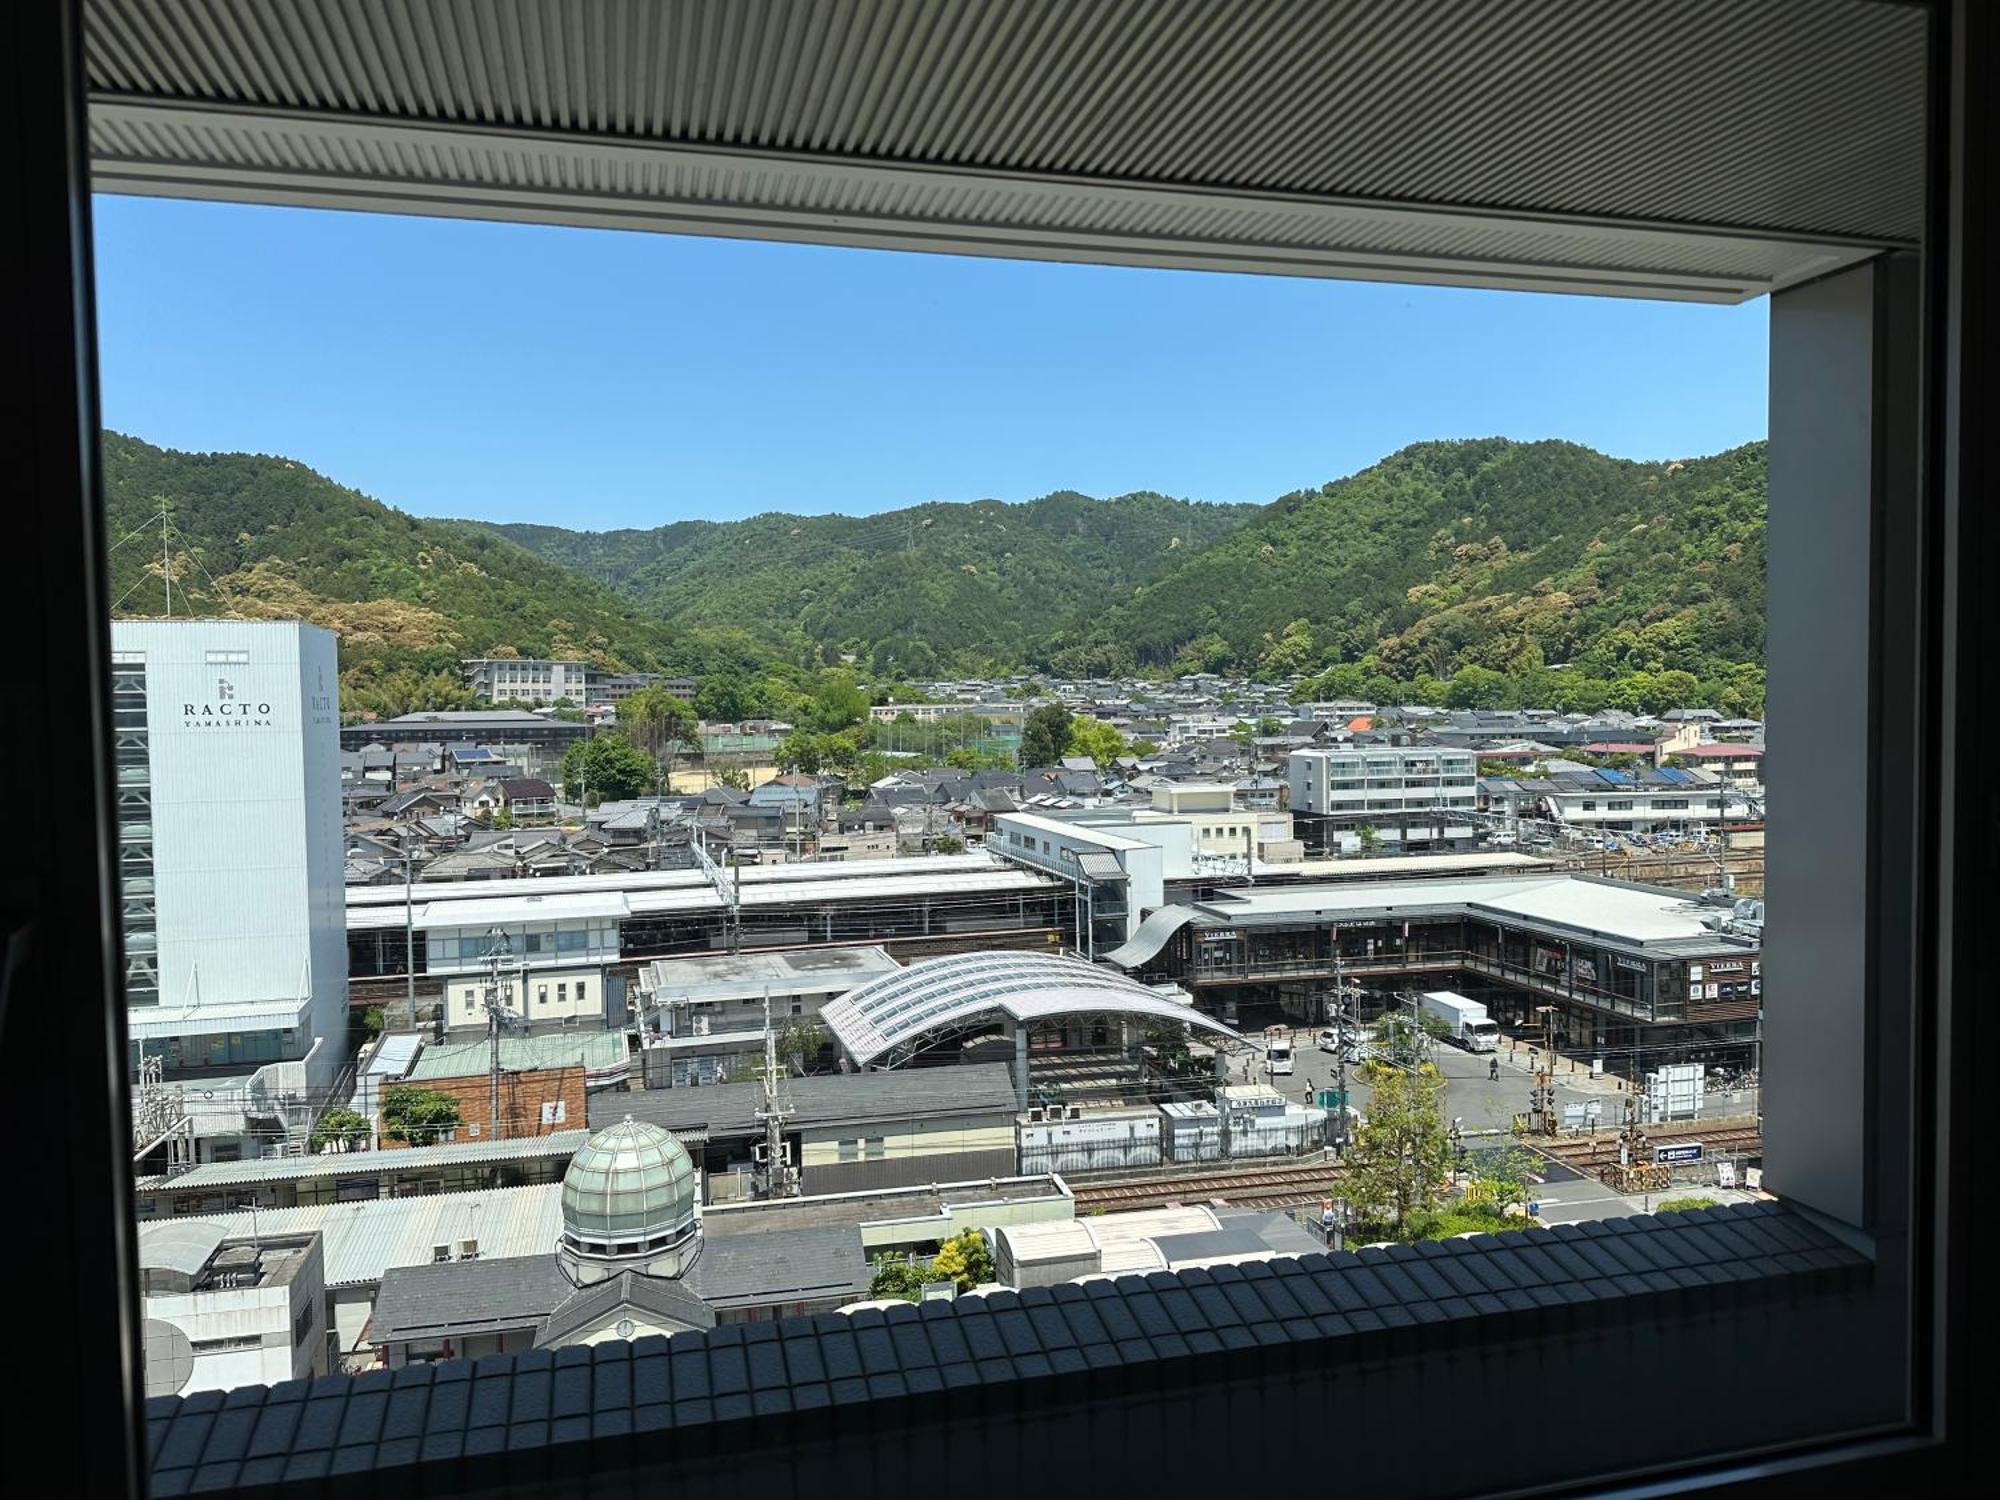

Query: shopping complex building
[1104,873,1762,1072]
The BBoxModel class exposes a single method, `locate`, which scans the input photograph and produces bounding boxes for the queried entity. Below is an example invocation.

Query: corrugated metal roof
[407,1032,628,1081]
[163,1130,591,1188]
[173,1184,566,1289]
[83,0,1923,302]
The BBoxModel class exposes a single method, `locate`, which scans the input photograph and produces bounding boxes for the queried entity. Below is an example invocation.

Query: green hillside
[103,430,1768,718]
[478,490,1254,678]
[1040,438,1767,714]
[101,432,704,716]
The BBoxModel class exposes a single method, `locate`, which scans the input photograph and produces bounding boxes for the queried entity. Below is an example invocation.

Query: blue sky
[92,197,1769,530]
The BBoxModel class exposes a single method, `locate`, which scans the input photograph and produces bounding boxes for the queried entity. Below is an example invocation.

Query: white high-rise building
[113,621,347,1162]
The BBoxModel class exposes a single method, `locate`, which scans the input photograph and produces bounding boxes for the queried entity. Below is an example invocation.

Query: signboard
[1654,1142,1704,1164]
[1615,957,1646,972]
[1688,983,1704,1001]
[1688,964,1705,982]
[1203,930,1241,943]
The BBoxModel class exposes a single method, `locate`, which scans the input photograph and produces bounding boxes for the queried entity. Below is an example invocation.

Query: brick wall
[378,1065,586,1144]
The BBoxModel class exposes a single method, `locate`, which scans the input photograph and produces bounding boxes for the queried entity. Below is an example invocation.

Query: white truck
[1418,990,1501,1053]
[1263,1024,1294,1076]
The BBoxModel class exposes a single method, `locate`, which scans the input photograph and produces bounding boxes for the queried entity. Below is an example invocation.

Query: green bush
[380,1085,462,1145]
[1656,1195,1719,1214]
[309,1108,371,1153]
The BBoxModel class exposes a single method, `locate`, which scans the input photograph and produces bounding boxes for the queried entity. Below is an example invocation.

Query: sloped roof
[536,1269,715,1347]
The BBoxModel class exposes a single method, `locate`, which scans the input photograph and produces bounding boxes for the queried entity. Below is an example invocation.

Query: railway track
[1071,1160,1345,1212]
[1535,1126,1763,1171]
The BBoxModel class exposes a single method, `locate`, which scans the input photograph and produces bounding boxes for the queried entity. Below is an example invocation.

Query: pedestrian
[1489,1057,1500,1082]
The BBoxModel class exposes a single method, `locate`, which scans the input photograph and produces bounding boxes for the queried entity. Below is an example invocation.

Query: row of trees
[308,1085,464,1153]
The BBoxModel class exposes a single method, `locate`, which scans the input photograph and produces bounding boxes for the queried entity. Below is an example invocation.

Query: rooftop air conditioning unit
[457,1239,480,1260]
[1068,1106,1083,1121]
[1027,1107,1044,1123]
[431,1244,451,1264]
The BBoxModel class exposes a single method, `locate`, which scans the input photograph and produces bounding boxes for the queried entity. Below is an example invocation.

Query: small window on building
[557,982,567,1004]
[577,981,587,1005]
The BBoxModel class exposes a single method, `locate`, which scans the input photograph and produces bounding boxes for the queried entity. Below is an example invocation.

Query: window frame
[3,1,1983,1496]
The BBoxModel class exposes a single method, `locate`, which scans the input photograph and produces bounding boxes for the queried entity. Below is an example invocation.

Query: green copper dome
[561,1117,699,1243]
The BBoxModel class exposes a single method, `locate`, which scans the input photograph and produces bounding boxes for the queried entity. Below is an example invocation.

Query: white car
[1317,1028,1341,1053]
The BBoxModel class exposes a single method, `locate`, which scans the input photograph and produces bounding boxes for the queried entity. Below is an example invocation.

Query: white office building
[1287,745,1480,849]
[114,621,348,1162]
[461,656,592,705]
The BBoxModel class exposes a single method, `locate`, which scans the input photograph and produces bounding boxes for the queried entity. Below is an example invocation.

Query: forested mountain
[101,432,703,716]
[477,490,1255,678]
[1039,438,1768,713]
[104,430,1767,716]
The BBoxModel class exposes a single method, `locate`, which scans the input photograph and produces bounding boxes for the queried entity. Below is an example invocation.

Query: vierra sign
[181,676,275,728]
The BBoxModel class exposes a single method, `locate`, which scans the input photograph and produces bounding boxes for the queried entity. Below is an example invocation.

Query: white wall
[116,621,348,1085]
[444,964,608,1031]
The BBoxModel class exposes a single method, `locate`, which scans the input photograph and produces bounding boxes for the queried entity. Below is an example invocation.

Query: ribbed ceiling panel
[83,0,1927,300]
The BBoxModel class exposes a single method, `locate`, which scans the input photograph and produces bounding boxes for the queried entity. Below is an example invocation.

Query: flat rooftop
[1198,874,1754,955]
[1264,851,1557,880]
[348,859,1056,933]
[702,1174,1069,1238]
[596,1062,1022,1137]
[639,945,902,1003]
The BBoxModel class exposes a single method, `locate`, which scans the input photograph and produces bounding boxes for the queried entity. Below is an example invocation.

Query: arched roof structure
[820,950,1242,1068]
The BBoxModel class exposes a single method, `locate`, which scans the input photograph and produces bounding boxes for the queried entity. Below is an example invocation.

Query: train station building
[1103,874,1762,1073]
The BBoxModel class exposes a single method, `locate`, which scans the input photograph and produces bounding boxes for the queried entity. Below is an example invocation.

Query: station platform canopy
[820,950,1241,1069]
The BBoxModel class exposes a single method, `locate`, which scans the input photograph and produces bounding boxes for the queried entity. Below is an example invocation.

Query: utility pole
[481,929,520,1142]
[401,828,419,1028]
[752,991,799,1198]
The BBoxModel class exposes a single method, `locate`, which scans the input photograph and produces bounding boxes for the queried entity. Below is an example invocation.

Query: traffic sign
[1653,1142,1704,1164]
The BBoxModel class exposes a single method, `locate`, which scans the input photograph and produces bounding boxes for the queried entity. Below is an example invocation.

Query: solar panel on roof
[1597,769,1629,784]
[1656,766,1693,784]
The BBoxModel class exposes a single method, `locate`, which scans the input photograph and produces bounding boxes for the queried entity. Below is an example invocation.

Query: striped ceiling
[83,0,1928,300]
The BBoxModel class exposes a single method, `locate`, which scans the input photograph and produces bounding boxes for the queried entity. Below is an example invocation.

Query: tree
[560,733,654,804]
[695,674,752,723]
[358,1006,387,1044]
[1343,1066,1453,1238]
[933,834,965,853]
[491,805,515,830]
[1356,824,1382,855]
[930,1228,994,1291]
[776,1021,830,1073]
[1256,716,1286,737]
[775,729,826,774]
[621,684,698,785]
[807,676,869,732]
[1020,702,1073,767]
[380,1086,463,1146]
[1065,715,1127,764]
[310,1108,371,1153]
